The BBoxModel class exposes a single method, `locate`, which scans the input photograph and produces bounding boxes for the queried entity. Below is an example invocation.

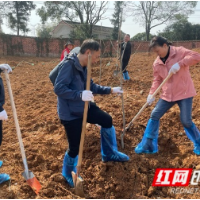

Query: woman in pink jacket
[135,36,200,155]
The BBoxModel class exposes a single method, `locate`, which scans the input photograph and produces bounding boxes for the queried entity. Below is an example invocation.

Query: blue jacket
[54,53,111,121]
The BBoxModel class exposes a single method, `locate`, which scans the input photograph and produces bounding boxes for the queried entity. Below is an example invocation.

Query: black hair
[80,39,101,54]
[126,34,130,37]
[64,41,73,48]
[149,36,172,51]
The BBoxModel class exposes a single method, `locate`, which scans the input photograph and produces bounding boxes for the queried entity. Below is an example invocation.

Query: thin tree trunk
[16,2,19,35]
[146,30,149,41]
[89,24,93,38]
[0,19,2,33]
[146,24,151,41]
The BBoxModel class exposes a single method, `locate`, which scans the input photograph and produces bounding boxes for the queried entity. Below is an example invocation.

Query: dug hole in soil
[0,49,200,199]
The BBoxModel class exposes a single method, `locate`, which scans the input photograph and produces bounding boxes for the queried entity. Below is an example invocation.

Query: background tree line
[131,16,200,41]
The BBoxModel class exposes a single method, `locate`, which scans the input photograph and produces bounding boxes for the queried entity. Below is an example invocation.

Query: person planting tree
[0,64,12,185]
[135,36,200,155]
[53,39,129,187]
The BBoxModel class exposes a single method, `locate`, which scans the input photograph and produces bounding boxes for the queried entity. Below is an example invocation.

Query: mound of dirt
[0,50,200,198]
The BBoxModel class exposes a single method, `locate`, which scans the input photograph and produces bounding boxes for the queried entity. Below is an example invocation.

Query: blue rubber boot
[123,72,127,80]
[62,152,79,187]
[125,71,130,80]
[135,119,159,154]
[0,174,10,185]
[0,160,3,168]
[184,123,200,155]
[101,126,129,162]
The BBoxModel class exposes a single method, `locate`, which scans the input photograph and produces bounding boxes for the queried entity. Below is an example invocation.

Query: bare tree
[37,1,108,38]
[126,1,197,41]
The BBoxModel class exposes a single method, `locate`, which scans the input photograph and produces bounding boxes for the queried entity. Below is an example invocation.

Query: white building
[51,20,124,40]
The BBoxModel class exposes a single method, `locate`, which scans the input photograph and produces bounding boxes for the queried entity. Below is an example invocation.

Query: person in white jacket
[0,64,12,185]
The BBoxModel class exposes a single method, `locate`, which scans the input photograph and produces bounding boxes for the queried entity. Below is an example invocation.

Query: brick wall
[0,34,200,58]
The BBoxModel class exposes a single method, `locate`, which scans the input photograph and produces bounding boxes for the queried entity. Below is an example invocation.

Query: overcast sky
[2,1,200,38]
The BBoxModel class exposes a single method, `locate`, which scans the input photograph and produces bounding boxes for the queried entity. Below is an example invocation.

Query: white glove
[112,87,123,94]
[169,63,180,75]
[0,110,8,120]
[0,64,12,73]
[81,90,94,102]
[147,94,155,105]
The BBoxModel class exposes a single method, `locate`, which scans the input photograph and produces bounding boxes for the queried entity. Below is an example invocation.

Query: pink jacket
[149,46,200,102]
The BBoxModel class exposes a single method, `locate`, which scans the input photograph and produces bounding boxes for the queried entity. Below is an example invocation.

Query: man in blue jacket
[54,39,129,187]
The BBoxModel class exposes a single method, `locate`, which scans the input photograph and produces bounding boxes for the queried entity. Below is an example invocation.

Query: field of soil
[0,49,200,199]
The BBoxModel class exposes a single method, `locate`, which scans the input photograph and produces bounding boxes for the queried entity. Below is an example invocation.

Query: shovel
[4,71,41,194]
[121,72,173,148]
[113,63,119,76]
[71,54,92,197]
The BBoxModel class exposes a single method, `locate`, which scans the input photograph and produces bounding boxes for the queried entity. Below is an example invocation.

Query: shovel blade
[113,70,119,76]
[72,171,85,197]
[22,171,41,195]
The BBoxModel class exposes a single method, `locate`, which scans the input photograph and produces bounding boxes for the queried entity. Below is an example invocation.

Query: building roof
[51,20,125,34]
[64,20,114,31]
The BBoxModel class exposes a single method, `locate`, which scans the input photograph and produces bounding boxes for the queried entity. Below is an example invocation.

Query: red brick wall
[0,34,200,57]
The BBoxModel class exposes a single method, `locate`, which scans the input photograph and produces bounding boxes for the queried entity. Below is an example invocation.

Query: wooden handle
[4,72,29,176]
[77,54,91,170]
[126,73,173,130]
[151,73,173,98]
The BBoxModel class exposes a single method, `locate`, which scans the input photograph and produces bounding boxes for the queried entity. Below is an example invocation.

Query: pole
[99,23,103,85]
[119,8,126,149]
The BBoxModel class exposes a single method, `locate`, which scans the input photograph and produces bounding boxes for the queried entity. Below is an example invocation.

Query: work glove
[0,110,8,121]
[168,63,180,75]
[81,90,94,102]
[112,87,123,94]
[0,64,12,73]
[147,94,155,105]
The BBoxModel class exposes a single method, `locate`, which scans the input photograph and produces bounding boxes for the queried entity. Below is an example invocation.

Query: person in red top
[60,41,74,61]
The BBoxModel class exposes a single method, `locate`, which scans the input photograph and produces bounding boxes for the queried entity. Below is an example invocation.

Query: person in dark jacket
[119,34,132,80]
[0,64,11,185]
[54,39,129,187]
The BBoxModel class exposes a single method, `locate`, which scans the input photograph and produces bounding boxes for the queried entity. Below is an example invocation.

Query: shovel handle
[4,72,29,176]
[77,54,92,172]
[126,73,173,130]
[151,73,173,99]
